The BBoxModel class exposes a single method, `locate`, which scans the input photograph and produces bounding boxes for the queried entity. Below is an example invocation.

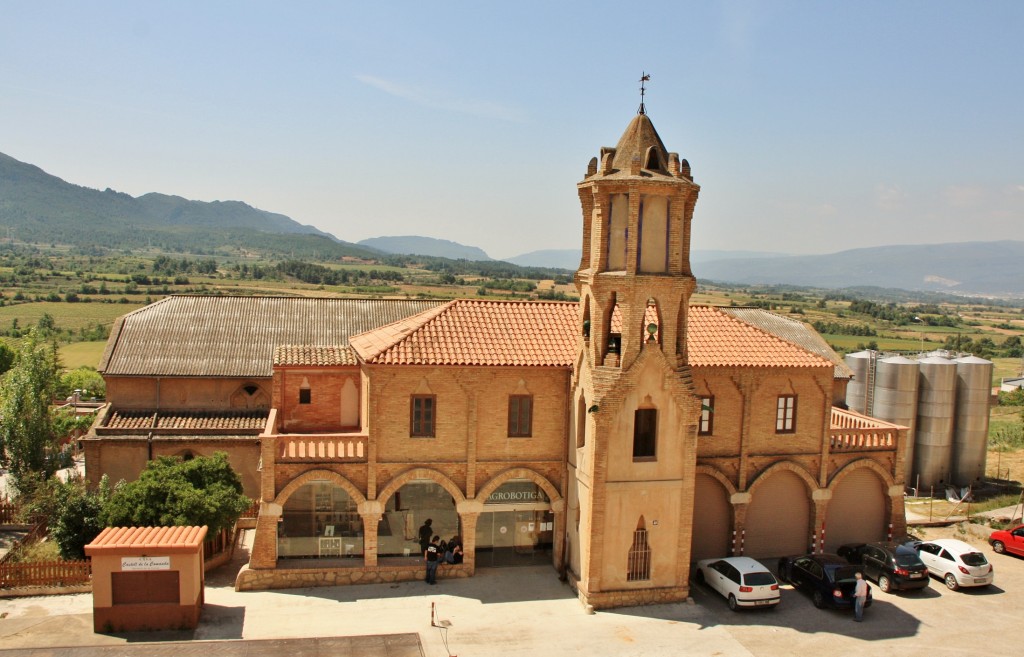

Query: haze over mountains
[1,150,1020,297]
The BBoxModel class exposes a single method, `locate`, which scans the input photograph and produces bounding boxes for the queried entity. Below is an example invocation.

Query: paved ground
[2,525,1023,657]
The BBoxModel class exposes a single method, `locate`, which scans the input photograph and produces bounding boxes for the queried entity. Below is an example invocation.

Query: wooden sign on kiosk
[84,526,208,632]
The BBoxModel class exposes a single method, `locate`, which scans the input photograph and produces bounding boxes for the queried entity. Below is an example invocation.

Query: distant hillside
[358,236,492,261]
[503,248,789,270]
[0,151,374,259]
[696,241,1024,297]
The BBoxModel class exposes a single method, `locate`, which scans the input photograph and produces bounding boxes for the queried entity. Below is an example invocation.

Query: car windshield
[895,554,922,567]
[743,572,776,586]
[831,565,860,582]
[961,552,988,567]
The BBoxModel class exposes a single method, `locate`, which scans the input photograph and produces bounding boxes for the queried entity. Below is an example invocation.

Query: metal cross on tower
[638,72,651,115]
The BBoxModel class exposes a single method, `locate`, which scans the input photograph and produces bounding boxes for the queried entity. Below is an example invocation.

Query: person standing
[853,571,868,622]
[424,535,441,585]
[418,518,433,555]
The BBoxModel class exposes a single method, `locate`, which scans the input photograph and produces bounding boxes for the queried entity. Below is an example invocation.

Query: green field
[59,341,107,369]
[0,301,143,331]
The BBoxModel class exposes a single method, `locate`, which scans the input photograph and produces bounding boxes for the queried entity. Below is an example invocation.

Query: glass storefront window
[379,480,459,558]
[278,482,362,559]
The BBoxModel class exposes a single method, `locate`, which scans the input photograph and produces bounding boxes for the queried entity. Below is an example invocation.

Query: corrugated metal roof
[100,296,445,377]
[85,526,208,554]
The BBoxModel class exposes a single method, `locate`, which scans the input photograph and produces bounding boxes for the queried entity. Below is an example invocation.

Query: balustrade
[276,435,367,462]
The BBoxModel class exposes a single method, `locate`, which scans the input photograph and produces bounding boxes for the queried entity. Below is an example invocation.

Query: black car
[838,541,929,593]
[777,554,873,610]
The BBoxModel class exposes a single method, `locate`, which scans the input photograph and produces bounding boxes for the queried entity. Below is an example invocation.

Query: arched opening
[627,516,651,581]
[576,394,587,448]
[230,382,269,409]
[826,467,887,551]
[476,479,553,567]
[745,469,812,558]
[379,479,459,558]
[340,377,359,428]
[642,299,661,346]
[691,473,732,560]
[278,481,363,562]
[638,195,668,273]
[603,294,621,365]
[607,193,628,271]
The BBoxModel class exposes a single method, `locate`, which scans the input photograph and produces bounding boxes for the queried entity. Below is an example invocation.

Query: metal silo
[844,350,873,414]
[952,355,993,486]
[874,356,920,482]
[914,356,957,490]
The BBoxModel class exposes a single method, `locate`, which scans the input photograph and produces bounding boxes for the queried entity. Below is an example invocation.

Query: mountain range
[1,150,1020,297]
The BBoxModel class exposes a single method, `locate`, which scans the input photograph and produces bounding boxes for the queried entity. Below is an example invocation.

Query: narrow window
[411,395,436,437]
[299,388,311,404]
[776,395,797,433]
[633,408,657,460]
[627,517,651,581]
[698,396,714,436]
[508,395,533,437]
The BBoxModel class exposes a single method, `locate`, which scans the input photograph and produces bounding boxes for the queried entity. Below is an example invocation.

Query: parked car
[988,525,1024,557]
[837,541,929,592]
[910,538,993,590]
[694,556,780,611]
[776,554,872,610]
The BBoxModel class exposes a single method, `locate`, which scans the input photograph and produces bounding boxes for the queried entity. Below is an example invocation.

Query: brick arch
[274,469,367,508]
[376,467,466,506]
[746,460,818,495]
[828,458,896,491]
[476,467,562,504]
[694,464,738,498]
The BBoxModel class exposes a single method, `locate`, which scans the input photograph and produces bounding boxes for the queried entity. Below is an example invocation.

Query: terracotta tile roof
[85,526,208,554]
[104,409,268,431]
[687,305,834,369]
[99,296,445,378]
[350,299,578,366]
[722,307,854,378]
[275,345,357,367]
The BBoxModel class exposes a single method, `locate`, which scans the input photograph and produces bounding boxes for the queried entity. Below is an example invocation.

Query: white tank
[873,356,920,482]
[914,356,957,490]
[844,350,873,414]
[952,356,993,486]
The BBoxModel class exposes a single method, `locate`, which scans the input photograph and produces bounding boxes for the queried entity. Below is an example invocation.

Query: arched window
[627,516,651,581]
[278,482,362,561]
[607,194,628,271]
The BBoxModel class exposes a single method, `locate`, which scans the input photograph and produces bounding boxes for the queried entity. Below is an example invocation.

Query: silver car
[911,538,994,590]
[694,556,780,610]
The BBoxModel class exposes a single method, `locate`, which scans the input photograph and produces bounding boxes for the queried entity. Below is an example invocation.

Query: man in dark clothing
[418,518,433,554]
[424,535,441,585]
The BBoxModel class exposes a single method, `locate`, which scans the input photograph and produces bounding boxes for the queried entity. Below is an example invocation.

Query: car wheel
[695,569,705,585]
[944,573,960,591]
[812,591,825,609]
[878,575,891,593]
[728,594,739,612]
[992,541,1006,554]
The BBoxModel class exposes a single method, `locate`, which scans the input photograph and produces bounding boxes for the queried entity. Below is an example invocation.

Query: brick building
[86,111,908,609]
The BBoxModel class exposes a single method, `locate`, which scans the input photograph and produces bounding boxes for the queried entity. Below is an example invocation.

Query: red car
[989,525,1024,557]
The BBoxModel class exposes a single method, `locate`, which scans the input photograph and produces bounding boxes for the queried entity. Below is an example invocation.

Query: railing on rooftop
[276,434,368,463]
[829,407,903,452]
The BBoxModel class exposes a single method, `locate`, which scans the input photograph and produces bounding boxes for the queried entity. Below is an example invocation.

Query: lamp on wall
[588,404,600,414]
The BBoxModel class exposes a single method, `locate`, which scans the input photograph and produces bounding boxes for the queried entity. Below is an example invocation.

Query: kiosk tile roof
[85,526,208,554]
[350,299,578,366]
[99,296,445,378]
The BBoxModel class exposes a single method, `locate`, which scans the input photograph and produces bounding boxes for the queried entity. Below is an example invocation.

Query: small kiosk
[85,526,208,632]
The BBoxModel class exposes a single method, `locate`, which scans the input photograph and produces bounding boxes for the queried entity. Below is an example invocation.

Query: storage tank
[914,356,957,490]
[952,355,993,486]
[873,356,920,482]
[844,350,873,414]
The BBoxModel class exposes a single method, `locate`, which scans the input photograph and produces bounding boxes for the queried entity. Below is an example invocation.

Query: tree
[0,330,60,493]
[103,452,250,536]
[19,473,109,559]
[57,366,106,400]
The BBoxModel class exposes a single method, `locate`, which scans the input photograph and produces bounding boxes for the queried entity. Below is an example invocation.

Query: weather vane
[638,72,651,115]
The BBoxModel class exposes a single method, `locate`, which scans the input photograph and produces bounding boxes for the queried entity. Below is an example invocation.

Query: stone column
[457,499,484,575]
[730,492,750,556]
[249,502,281,569]
[888,485,907,540]
[359,500,384,567]
[551,498,566,574]
[811,488,832,554]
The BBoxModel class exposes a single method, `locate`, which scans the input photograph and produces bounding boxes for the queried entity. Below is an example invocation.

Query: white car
[911,538,994,590]
[694,556,780,611]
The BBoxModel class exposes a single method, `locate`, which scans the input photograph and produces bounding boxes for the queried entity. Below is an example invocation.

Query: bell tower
[566,88,702,609]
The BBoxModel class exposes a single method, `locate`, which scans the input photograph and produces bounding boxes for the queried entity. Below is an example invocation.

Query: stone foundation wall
[235,562,471,591]
[567,571,689,610]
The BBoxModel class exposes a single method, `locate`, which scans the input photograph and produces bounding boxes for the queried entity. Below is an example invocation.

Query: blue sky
[2,1,1022,259]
